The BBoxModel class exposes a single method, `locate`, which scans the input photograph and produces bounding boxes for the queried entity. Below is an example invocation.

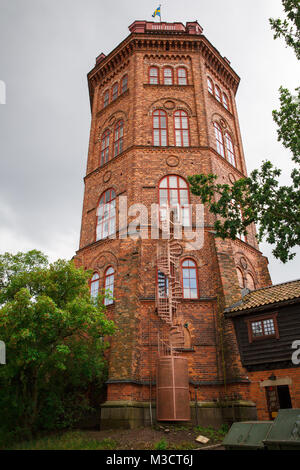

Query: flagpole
[160,4,162,22]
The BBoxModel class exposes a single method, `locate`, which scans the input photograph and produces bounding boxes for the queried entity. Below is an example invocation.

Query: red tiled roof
[225,279,300,316]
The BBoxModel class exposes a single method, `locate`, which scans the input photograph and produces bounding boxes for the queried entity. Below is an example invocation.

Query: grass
[153,438,168,450]
[194,424,229,442]
[8,432,118,450]
[5,424,229,450]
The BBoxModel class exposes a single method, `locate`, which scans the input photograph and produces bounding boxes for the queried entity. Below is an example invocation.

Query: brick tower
[75,20,272,428]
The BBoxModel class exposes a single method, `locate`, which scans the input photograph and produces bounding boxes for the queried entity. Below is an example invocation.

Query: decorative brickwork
[74,20,273,426]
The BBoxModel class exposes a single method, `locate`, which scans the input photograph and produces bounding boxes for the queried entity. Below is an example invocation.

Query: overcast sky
[0,0,298,284]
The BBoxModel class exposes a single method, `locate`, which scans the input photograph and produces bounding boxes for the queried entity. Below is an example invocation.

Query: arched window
[225,133,236,167]
[90,272,100,299]
[177,67,187,85]
[214,122,225,157]
[149,66,159,84]
[104,266,114,306]
[182,259,198,299]
[159,175,190,225]
[112,82,118,101]
[207,77,214,94]
[96,189,116,240]
[114,120,124,156]
[236,267,244,289]
[153,109,167,146]
[174,110,190,147]
[163,67,173,85]
[246,273,255,291]
[100,129,110,166]
[222,92,229,110]
[121,75,128,93]
[103,90,109,108]
[215,85,221,102]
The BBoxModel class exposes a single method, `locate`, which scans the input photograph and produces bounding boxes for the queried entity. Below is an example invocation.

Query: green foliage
[0,250,115,442]
[189,1,300,264]
[154,438,168,450]
[269,0,300,60]
[8,432,118,450]
[188,157,300,263]
[194,424,228,441]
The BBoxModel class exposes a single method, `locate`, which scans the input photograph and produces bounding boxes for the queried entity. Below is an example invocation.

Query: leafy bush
[154,438,168,450]
[0,250,115,445]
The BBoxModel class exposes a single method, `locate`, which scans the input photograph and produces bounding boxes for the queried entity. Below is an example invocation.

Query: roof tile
[225,279,300,314]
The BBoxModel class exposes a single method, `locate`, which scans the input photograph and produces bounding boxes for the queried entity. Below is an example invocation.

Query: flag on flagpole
[152,5,161,20]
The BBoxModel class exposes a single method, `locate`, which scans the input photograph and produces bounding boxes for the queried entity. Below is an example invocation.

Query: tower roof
[87,20,240,109]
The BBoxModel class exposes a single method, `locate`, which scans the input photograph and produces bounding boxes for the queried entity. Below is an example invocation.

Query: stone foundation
[100,400,257,429]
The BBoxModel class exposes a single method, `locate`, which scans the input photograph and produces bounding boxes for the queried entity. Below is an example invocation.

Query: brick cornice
[88,30,240,108]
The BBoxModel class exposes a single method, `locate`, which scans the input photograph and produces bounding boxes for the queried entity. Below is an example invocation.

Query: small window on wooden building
[246,314,279,343]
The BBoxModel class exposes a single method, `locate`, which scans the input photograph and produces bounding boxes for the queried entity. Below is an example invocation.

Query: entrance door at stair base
[266,385,292,420]
[156,356,190,421]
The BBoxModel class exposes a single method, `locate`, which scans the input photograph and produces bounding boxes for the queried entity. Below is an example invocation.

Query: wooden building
[225,280,300,420]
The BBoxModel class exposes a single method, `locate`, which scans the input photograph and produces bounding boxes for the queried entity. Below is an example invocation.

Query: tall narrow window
[177,67,187,85]
[223,92,229,110]
[174,110,190,147]
[159,175,190,225]
[207,77,214,94]
[121,75,128,93]
[157,270,169,298]
[96,189,116,240]
[149,66,159,84]
[153,110,167,146]
[215,85,221,102]
[246,273,255,291]
[90,272,100,299]
[103,90,109,108]
[182,259,198,299]
[104,267,114,306]
[100,129,110,166]
[163,67,173,85]
[225,132,236,167]
[114,120,124,156]
[112,82,118,101]
[214,122,225,157]
[236,267,244,289]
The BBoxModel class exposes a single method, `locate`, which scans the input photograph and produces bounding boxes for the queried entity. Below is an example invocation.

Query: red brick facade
[74,21,272,418]
[248,368,300,420]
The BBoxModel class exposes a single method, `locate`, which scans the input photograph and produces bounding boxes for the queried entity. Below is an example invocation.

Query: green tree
[0,250,114,441]
[188,0,300,263]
